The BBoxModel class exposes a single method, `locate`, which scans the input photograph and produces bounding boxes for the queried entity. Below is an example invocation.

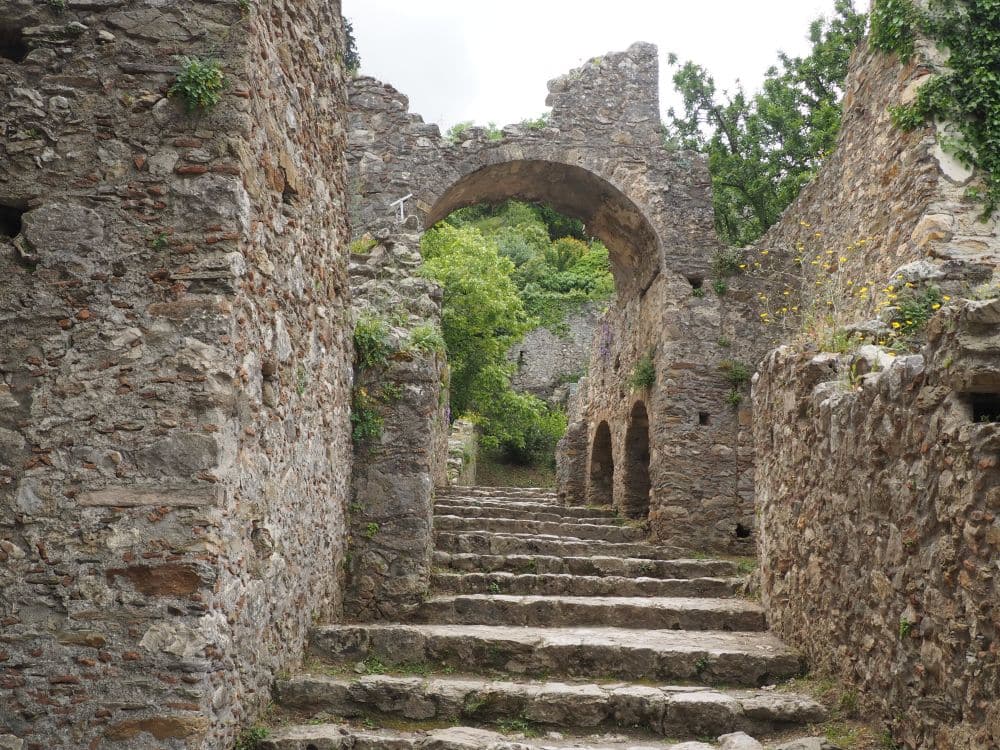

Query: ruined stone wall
[509,303,602,403]
[573,273,761,553]
[755,300,1000,749]
[446,419,479,487]
[0,2,352,748]
[751,42,997,338]
[344,230,447,621]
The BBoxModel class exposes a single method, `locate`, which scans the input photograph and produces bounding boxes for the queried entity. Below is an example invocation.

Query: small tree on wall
[344,18,360,74]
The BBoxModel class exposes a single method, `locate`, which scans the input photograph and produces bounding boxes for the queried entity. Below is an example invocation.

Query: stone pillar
[344,232,447,621]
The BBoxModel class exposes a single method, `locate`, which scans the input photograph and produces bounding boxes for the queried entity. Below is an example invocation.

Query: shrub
[353,315,391,370]
[407,324,446,356]
[720,359,751,388]
[629,354,656,390]
[711,247,746,278]
[169,57,226,112]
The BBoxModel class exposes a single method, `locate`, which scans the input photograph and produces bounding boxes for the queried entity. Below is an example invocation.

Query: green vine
[872,0,1000,218]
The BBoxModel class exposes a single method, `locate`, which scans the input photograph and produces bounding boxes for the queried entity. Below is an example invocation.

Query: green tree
[664,0,868,244]
[344,18,360,74]
[419,224,532,417]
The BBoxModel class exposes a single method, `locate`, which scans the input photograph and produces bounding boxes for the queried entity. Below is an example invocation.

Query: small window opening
[698,411,710,426]
[686,276,704,290]
[735,523,752,539]
[0,203,25,239]
[969,393,1000,423]
[282,183,298,205]
[0,26,29,64]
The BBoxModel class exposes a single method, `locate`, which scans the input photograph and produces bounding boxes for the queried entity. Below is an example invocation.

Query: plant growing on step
[349,236,378,255]
[169,57,226,113]
[234,727,269,750]
[629,354,656,390]
[693,655,711,677]
[488,580,502,594]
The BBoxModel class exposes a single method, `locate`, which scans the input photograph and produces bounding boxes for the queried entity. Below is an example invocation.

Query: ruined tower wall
[0,2,352,748]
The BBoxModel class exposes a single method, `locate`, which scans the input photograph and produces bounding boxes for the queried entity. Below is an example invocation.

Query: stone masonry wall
[446,419,479,487]
[751,41,997,337]
[0,2,352,748]
[755,299,1000,749]
[509,303,602,403]
[752,33,1000,750]
[344,230,447,621]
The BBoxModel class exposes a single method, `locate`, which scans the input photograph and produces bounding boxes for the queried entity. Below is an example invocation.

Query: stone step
[434,503,617,523]
[431,573,742,598]
[438,485,558,500]
[276,674,825,738]
[261,723,740,750]
[434,531,683,559]
[434,495,568,515]
[434,516,646,543]
[433,552,740,579]
[307,624,803,687]
[409,595,766,631]
[439,489,559,502]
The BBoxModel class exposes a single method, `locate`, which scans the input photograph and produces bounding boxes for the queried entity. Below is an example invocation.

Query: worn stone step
[261,723,731,750]
[431,573,742,598]
[409,595,766,631]
[433,552,740,579]
[437,495,562,509]
[439,488,559,502]
[434,531,683,559]
[308,624,803,686]
[434,516,647,543]
[276,674,825,738]
[434,503,617,523]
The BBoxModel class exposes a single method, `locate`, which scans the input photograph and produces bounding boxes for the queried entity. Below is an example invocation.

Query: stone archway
[425,160,660,295]
[622,401,651,519]
[588,421,614,506]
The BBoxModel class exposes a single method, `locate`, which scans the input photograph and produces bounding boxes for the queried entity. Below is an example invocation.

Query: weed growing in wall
[169,57,226,112]
[628,354,656,390]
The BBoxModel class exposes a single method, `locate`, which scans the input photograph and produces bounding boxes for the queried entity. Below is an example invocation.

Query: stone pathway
[262,487,829,750]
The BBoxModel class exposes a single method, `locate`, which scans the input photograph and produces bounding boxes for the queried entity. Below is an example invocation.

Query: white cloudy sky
[343,0,871,130]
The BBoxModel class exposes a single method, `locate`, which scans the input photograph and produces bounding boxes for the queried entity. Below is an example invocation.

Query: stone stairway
[262,487,826,750]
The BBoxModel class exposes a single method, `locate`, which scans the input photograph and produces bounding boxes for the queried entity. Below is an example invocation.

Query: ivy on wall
[872,0,1000,218]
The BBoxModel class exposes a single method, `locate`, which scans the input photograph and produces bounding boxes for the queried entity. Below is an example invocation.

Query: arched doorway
[622,401,651,519]
[588,421,614,506]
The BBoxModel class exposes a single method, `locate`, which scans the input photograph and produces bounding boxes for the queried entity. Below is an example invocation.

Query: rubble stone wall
[508,303,602,403]
[752,37,1000,750]
[755,300,1000,749]
[0,2,352,748]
